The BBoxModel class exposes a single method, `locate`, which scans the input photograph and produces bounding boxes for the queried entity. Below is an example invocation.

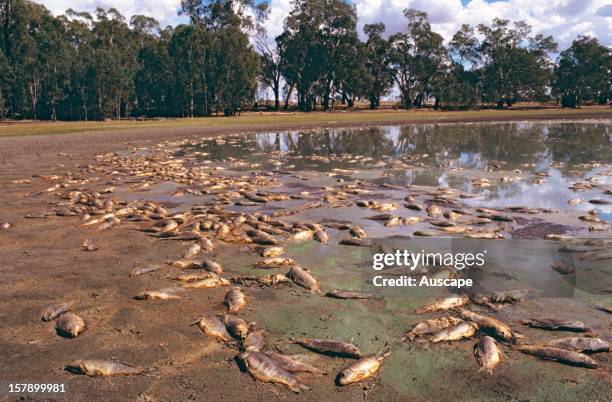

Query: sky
[41,0,612,49]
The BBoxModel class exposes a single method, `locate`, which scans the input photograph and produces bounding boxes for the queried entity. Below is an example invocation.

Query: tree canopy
[0,0,609,120]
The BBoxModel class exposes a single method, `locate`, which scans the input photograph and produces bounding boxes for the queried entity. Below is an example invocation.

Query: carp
[56,312,86,338]
[222,314,249,339]
[429,322,477,343]
[181,275,230,289]
[175,271,215,282]
[130,265,163,277]
[292,337,360,358]
[518,318,590,333]
[325,290,376,300]
[172,259,201,269]
[258,246,284,257]
[405,316,463,340]
[338,238,370,247]
[314,229,329,243]
[258,274,290,286]
[256,257,295,269]
[243,329,265,352]
[193,315,232,342]
[514,345,598,368]
[41,303,71,321]
[474,336,503,374]
[286,266,321,293]
[415,294,469,314]
[349,226,367,239]
[240,351,309,393]
[202,259,223,274]
[184,242,202,259]
[539,337,610,353]
[266,352,325,375]
[289,230,313,241]
[426,204,442,217]
[135,288,182,300]
[224,287,247,312]
[81,239,97,251]
[336,351,390,385]
[457,309,516,343]
[66,359,144,376]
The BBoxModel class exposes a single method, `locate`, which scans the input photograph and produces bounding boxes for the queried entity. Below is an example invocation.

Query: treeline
[0,0,610,120]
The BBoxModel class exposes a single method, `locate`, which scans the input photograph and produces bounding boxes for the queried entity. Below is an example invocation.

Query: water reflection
[179,122,611,220]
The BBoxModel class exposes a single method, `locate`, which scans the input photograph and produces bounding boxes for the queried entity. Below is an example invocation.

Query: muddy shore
[1,115,611,401]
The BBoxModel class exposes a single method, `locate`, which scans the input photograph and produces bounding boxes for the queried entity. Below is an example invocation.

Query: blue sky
[41,0,611,49]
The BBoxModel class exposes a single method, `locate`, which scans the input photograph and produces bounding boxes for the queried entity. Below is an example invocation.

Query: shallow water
[178,122,612,222]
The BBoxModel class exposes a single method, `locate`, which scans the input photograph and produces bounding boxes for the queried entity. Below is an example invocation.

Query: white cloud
[40,0,611,48]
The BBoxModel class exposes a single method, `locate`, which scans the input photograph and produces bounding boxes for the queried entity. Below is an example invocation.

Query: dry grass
[0,107,610,137]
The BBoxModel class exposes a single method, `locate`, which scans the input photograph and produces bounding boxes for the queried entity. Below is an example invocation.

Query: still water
[178,122,611,221]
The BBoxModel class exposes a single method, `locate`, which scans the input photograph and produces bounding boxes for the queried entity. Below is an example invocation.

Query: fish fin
[189,317,202,326]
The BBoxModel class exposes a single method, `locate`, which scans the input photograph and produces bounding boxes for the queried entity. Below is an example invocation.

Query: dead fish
[225,287,247,312]
[514,345,598,368]
[135,288,182,300]
[404,202,423,211]
[588,199,612,205]
[258,274,290,286]
[184,242,202,259]
[198,237,214,252]
[286,266,321,293]
[0,222,11,230]
[413,230,438,237]
[243,329,265,352]
[258,246,284,257]
[490,289,529,304]
[251,236,279,245]
[336,350,390,385]
[66,359,144,376]
[457,309,516,343]
[175,271,215,282]
[222,314,249,339]
[384,217,402,227]
[289,230,313,241]
[349,226,367,239]
[429,322,477,343]
[338,238,370,247]
[367,213,395,221]
[518,318,590,333]
[202,259,223,274]
[241,351,309,393]
[172,258,201,269]
[193,315,232,342]
[314,229,329,243]
[291,337,360,358]
[426,204,442,217]
[415,294,469,314]
[41,303,71,321]
[403,216,422,225]
[56,312,86,338]
[97,216,120,231]
[130,265,163,277]
[181,275,230,289]
[266,351,326,375]
[539,337,610,353]
[550,260,575,275]
[405,316,463,340]
[256,257,295,269]
[325,290,376,300]
[81,238,97,251]
[474,336,503,374]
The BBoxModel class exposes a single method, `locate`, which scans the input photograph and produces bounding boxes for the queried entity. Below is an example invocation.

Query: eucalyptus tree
[362,23,393,109]
[554,36,611,107]
[476,19,557,107]
[389,9,447,108]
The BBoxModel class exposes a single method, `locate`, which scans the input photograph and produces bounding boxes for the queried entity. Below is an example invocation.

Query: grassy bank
[1,107,610,137]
